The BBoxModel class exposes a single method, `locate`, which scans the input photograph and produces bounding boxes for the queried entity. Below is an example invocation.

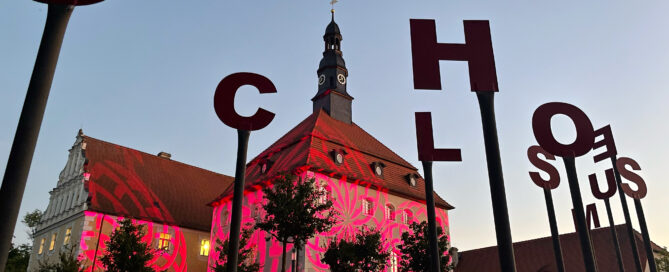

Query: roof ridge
[247,111,321,166]
[82,135,232,179]
[347,122,417,169]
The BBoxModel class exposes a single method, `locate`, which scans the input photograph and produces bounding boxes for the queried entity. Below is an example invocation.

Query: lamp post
[0,1,103,270]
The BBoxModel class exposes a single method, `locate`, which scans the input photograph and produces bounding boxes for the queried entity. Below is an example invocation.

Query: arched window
[402,209,413,225]
[385,204,395,221]
[362,199,374,216]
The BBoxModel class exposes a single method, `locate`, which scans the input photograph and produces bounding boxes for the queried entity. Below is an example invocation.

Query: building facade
[28,11,455,272]
[207,11,454,272]
[27,131,234,272]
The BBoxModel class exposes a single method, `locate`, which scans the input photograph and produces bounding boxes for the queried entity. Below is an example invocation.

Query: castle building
[26,131,234,272]
[207,11,453,272]
[27,11,454,272]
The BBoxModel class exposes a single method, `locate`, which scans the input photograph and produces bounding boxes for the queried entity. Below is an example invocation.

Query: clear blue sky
[2,0,668,251]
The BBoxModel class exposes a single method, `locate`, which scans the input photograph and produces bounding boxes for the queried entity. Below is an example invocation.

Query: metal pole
[422,161,441,272]
[475,92,517,272]
[543,188,565,272]
[611,156,643,272]
[0,4,73,271]
[562,156,598,272]
[226,130,250,272]
[633,199,657,272]
[604,198,625,272]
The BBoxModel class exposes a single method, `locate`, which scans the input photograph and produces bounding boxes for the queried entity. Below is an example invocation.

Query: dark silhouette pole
[563,156,598,272]
[214,72,277,272]
[633,199,656,272]
[422,161,442,272]
[226,130,250,272]
[476,92,517,272]
[409,19,515,271]
[0,4,75,271]
[603,198,625,272]
[611,156,643,272]
[414,112,462,272]
[543,188,565,272]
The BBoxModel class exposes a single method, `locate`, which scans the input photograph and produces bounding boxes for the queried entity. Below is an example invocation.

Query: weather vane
[330,0,338,12]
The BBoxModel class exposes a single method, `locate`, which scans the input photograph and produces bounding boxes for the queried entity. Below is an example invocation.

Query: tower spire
[313,8,353,124]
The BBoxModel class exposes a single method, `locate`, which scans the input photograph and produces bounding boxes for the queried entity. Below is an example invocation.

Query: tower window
[385,204,396,221]
[39,238,45,254]
[49,233,57,251]
[200,239,210,256]
[362,199,374,216]
[63,228,72,246]
[158,233,171,251]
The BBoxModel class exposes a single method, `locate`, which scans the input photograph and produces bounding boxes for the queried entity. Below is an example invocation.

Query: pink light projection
[79,211,187,272]
[209,171,450,272]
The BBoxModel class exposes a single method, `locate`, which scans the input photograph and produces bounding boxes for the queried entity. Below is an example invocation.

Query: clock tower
[313,9,353,124]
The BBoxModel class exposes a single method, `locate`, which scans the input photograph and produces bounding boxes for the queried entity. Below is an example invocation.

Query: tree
[99,218,157,272]
[398,221,452,272]
[656,247,669,272]
[5,242,31,272]
[256,173,338,272]
[23,209,43,241]
[212,225,261,272]
[37,245,85,272]
[321,228,390,272]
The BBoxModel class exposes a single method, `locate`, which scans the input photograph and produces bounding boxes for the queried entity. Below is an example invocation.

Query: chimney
[157,152,171,160]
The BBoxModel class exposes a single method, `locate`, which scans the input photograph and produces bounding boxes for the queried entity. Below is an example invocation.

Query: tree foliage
[212,225,261,272]
[5,242,31,272]
[321,228,390,272]
[256,173,338,272]
[37,245,85,272]
[656,247,669,272]
[23,209,43,241]
[99,218,157,272]
[398,221,452,272]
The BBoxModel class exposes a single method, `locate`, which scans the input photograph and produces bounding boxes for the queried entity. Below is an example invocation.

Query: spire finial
[330,0,338,20]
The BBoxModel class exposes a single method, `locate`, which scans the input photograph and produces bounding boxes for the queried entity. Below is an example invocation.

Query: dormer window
[405,174,419,187]
[260,160,274,174]
[331,149,347,165]
[371,162,385,177]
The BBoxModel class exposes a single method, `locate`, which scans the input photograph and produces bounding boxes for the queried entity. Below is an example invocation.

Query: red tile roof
[82,136,234,231]
[455,225,663,272]
[210,110,453,210]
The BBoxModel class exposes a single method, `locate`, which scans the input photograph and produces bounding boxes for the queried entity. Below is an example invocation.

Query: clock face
[337,74,346,85]
[318,74,325,85]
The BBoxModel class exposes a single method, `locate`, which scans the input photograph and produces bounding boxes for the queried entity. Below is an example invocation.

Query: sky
[2,0,669,252]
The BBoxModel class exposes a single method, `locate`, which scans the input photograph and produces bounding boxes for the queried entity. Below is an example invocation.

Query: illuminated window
[49,233,57,251]
[63,228,72,245]
[390,251,398,272]
[158,233,171,251]
[362,199,374,216]
[38,238,45,254]
[385,204,395,221]
[402,210,412,225]
[200,239,210,256]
